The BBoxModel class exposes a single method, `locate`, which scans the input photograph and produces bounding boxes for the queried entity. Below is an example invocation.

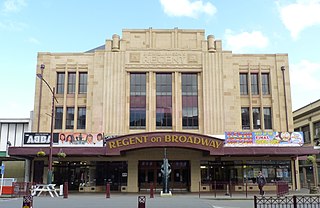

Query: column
[190,159,201,192]
[127,159,139,192]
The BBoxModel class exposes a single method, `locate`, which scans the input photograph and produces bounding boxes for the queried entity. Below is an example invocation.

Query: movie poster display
[224,132,304,147]
[56,133,104,146]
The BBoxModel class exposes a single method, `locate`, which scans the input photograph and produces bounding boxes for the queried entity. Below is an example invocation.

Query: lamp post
[281,66,289,132]
[36,72,58,184]
[37,64,45,132]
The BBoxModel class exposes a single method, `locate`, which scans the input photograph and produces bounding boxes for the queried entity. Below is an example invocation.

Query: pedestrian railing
[254,195,320,208]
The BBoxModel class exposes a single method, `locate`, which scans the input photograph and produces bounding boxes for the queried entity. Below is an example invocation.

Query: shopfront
[8,131,319,193]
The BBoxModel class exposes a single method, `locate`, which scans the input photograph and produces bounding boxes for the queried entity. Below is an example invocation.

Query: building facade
[0,117,32,182]
[9,28,317,192]
[293,99,320,188]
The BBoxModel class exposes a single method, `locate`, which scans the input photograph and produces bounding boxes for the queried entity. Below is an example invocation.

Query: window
[182,74,198,129]
[54,107,63,129]
[240,73,248,95]
[56,72,65,94]
[302,125,311,143]
[67,72,76,94]
[251,73,259,95]
[156,74,172,128]
[66,107,74,129]
[241,107,250,130]
[253,107,261,129]
[263,107,272,129]
[77,107,86,129]
[79,72,87,94]
[314,121,320,139]
[262,73,270,95]
[130,73,146,129]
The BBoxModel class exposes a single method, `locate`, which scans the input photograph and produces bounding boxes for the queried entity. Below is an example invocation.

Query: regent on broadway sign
[105,132,224,155]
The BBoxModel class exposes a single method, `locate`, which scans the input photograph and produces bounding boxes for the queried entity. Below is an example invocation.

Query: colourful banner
[224,132,304,147]
[56,133,104,146]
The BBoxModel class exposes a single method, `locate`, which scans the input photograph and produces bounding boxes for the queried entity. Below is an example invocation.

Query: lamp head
[36,73,43,79]
[281,66,285,71]
[40,64,45,70]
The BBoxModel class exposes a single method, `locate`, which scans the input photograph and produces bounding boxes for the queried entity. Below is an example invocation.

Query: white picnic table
[31,184,59,197]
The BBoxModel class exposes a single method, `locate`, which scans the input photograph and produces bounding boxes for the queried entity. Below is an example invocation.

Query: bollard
[22,195,33,208]
[150,183,154,198]
[138,196,146,208]
[63,182,68,199]
[59,184,63,196]
[106,182,110,198]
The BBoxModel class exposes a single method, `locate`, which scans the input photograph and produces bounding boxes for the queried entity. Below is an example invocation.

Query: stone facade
[33,28,293,135]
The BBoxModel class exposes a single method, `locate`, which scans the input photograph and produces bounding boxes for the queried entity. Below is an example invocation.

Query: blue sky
[0,0,320,118]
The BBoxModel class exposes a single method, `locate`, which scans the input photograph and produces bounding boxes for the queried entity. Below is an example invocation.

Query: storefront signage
[24,133,59,145]
[224,132,304,147]
[105,132,224,155]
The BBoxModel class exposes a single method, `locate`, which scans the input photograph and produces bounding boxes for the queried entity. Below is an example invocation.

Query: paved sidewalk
[0,194,214,208]
[0,188,312,208]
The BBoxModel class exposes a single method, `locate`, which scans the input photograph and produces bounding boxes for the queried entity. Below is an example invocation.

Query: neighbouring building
[0,116,32,182]
[9,28,317,193]
[293,99,320,188]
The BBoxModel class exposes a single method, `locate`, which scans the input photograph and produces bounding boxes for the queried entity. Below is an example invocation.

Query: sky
[0,0,320,118]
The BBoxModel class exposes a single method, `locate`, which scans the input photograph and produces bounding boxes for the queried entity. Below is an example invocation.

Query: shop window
[314,121,320,140]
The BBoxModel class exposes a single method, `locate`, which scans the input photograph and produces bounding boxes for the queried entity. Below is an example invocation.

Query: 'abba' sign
[105,132,224,155]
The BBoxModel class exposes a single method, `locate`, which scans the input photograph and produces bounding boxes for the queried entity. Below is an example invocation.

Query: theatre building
[9,28,317,193]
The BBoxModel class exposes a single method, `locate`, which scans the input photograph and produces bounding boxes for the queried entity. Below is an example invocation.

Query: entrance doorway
[138,160,190,192]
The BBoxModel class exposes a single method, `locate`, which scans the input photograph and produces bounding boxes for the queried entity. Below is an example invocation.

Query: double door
[138,160,190,191]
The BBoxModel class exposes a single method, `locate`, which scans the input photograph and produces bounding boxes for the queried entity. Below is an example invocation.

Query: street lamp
[36,71,58,184]
[37,64,45,132]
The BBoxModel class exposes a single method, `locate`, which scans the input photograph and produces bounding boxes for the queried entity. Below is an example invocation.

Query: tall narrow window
[56,72,65,94]
[54,107,63,129]
[66,107,74,129]
[67,72,76,94]
[314,121,320,138]
[251,73,259,95]
[240,73,248,95]
[79,72,87,94]
[264,107,272,129]
[156,74,172,128]
[262,73,270,95]
[302,125,311,143]
[252,107,261,129]
[77,107,86,129]
[182,73,198,129]
[130,73,146,129]
[241,107,250,130]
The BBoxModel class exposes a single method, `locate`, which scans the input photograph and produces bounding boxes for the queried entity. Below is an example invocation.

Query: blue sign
[0,165,4,175]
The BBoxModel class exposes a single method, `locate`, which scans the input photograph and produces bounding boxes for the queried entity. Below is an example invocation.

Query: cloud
[28,37,40,45]
[0,20,27,30]
[160,0,216,18]
[224,29,269,53]
[2,0,27,13]
[290,60,320,110]
[278,0,320,40]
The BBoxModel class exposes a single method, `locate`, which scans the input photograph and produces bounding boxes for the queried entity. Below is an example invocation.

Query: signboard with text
[24,133,59,145]
[224,132,304,147]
